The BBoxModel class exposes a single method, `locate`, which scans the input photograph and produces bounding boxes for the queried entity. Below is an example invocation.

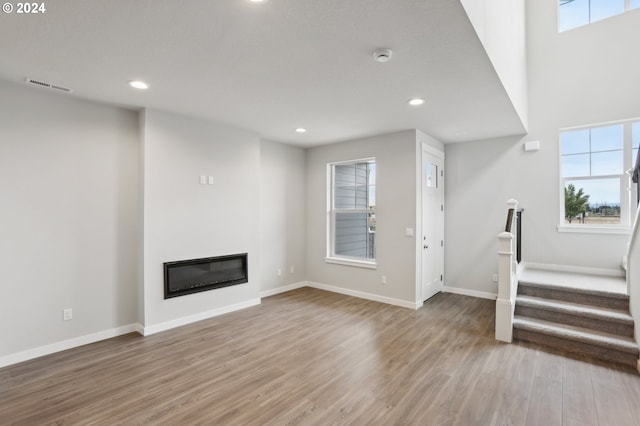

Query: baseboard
[142,298,261,336]
[523,262,625,278]
[306,281,419,309]
[443,286,497,300]
[0,323,142,369]
[260,282,307,298]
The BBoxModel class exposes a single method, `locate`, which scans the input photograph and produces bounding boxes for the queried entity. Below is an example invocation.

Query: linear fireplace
[164,253,248,299]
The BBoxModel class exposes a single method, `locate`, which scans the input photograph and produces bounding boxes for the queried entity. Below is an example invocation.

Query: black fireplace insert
[164,253,248,299]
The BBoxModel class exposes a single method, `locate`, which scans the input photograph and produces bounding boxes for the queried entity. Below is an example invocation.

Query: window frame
[558,119,639,234]
[326,157,377,269]
[558,0,640,33]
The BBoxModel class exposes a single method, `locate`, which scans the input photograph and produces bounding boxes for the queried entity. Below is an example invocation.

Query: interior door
[422,148,444,301]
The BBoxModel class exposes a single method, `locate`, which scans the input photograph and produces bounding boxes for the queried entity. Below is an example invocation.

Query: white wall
[444,3,640,295]
[0,80,140,358]
[259,140,306,294]
[460,0,528,129]
[141,109,261,330]
[306,130,443,305]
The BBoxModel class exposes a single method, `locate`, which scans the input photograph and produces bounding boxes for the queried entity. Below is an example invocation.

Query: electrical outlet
[63,308,72,321]
[277,268,282,277]
[492,273,498,283]
[381,275,387,285]
[289,266,294,274]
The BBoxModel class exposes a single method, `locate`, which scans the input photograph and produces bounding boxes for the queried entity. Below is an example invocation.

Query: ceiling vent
[25,78,73,93]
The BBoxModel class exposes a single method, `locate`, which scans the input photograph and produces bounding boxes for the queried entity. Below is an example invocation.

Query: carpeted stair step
[515,295,634,337]
[513,316,639,367]
[517,281,629,310]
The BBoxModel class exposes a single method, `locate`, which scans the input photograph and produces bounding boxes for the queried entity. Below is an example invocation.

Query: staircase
[512,268,639,367]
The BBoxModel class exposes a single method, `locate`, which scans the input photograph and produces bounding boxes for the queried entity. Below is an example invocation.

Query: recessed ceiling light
[128,80,149,90]
[295,128,307,133]
[408,98,425,106]
[248,0,267,3]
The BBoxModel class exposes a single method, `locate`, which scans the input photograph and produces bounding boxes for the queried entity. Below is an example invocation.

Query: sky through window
[559,0,634,32]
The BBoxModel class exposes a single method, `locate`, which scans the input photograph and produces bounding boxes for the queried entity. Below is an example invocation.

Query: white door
[422,148,444,301]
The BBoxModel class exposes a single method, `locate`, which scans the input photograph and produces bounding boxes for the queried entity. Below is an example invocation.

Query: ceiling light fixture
[128,80,149,90]
[295,128,307,133]
[408,98,425,106]
[248,0,268,3]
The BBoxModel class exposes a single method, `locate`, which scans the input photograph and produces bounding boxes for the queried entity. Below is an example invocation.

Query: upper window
[559,0,639,32]
[560,120,639,230]
[327,158,376,267]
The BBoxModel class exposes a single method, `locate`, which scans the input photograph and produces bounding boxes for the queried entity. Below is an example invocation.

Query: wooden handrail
[505,208,514,232]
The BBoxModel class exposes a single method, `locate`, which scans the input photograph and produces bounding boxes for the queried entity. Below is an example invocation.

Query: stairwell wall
[444,2,640,296]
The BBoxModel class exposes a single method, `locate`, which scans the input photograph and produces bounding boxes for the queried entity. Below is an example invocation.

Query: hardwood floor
[1,288,640,425]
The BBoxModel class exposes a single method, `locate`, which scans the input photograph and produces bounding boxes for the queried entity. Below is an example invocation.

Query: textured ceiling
[0,0,526,146]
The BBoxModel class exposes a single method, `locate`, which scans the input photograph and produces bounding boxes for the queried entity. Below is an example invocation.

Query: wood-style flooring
[1,288,640,425]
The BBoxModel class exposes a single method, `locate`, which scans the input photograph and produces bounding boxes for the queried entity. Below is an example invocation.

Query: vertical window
[327,158,376,267]
[559,0,632,32]
[560,120,639,229]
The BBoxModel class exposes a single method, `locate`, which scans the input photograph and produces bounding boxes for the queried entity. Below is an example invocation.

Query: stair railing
[627,198,640,346]
[496,199,519,343]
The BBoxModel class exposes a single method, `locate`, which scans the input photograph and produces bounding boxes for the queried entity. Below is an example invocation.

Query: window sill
[325,257,377,269]
[557,224,630,235]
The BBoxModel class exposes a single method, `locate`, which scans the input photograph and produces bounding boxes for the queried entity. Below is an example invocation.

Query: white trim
[142,298,261,336]
[443,286,497,300]
[260,282,307,298]
[325,257,377,269]
[421,142,445,159]
[557,224,631,235]
[419,141,446,304]
[415,140,423,305]
[560,117,640,132]
[523,262,625,278]
[306,281,419,309]
[0,323,143,369]
[326,158,377,264]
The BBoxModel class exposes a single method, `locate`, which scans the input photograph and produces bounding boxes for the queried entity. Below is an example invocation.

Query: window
[327,158,376,268]
[560,120,639,231]
[558,0,636,32]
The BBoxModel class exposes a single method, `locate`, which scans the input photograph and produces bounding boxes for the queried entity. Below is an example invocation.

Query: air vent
[25,78,73,93]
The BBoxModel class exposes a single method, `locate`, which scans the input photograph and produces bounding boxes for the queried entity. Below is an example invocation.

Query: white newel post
[496,199,518,343]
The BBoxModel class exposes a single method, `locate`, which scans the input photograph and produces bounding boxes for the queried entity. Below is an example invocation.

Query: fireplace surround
[163,253,248,299]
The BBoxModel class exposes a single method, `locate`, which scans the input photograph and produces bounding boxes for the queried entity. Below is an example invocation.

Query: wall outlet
[289,266,294,274]
[381,275,387,284]
[277,268,282,277]
[492,273,498,283]
[63,308,72,321]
